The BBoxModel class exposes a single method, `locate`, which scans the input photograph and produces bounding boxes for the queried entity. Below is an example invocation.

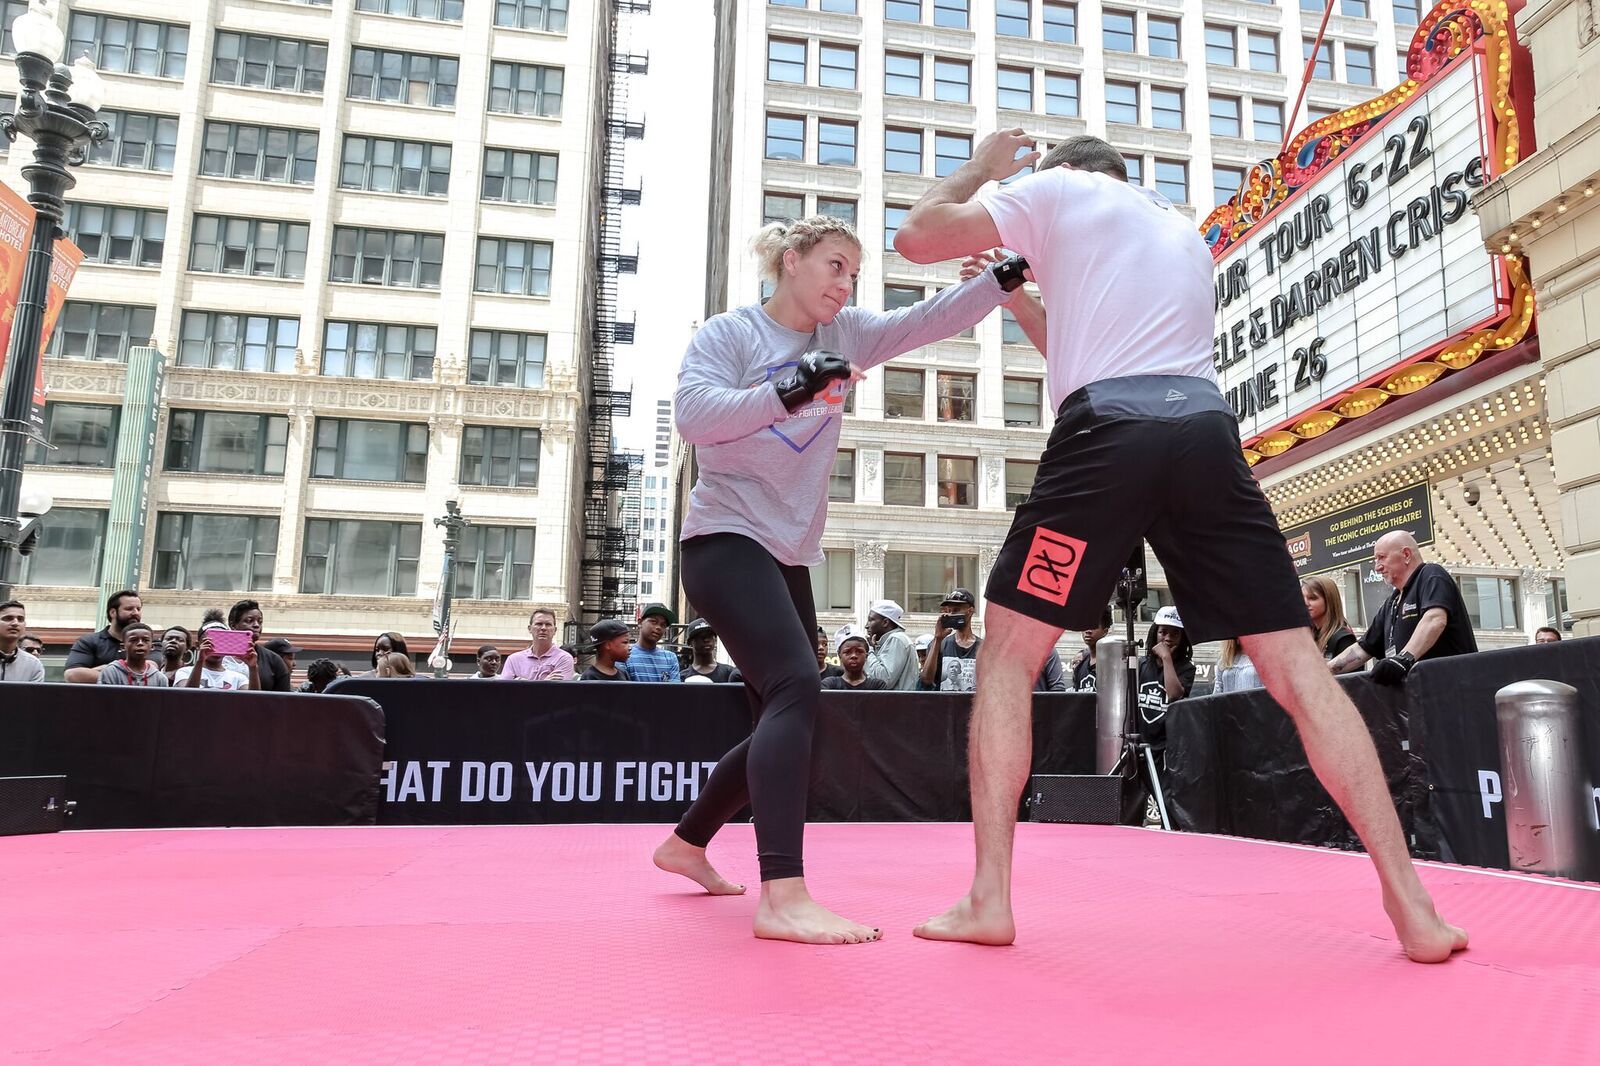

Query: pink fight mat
[3,822,1597,1063]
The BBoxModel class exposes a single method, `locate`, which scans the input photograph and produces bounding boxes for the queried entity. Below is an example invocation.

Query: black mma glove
[774,350,852,412]
[1370,650,1416,686]
[992,255,1029,293]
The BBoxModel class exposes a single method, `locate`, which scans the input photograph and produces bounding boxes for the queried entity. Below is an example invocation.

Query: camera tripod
[1105,546,1172,831]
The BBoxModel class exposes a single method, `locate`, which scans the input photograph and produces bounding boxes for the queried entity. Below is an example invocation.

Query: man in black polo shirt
[1331,531,1477,684]
[63,589,142,684]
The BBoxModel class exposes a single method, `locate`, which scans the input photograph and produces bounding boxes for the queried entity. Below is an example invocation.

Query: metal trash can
[1494,680,1590,879]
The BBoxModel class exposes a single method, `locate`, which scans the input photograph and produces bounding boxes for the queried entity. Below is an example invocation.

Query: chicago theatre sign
[1203,0,1536,468]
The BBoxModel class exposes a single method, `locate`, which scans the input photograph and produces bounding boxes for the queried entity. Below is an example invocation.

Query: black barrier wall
[1164,636,1600,879]
[325,678,1096,825]
[0,685,386,829]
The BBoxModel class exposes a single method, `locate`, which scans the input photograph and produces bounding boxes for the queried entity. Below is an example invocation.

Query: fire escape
[580,0,649,628]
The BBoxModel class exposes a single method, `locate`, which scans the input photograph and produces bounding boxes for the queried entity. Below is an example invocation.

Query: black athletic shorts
[985,374,1311,644]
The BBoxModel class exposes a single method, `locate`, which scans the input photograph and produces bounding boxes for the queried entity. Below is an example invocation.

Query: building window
[885,127,922,174]
[884,204,909,251]
[495,0,568,31]
[885,52,922,96]
[884,369,925,421]
[885,283,923,311]
[764,191,804,224]
[211,32,327,92]
[1308,105,1338,123]
[886,0,921,22]
[63,204,166,268]
[934,0,968,29]
[1148,17,1180,59]
[1210,95,1242,137]
[69,14,188,78]
[300,520,422,597]
[1151,87,1184,130]
[1394,0,1421,24]
[1005,460,1037,509]
[454,525,536,600]
[313,418,429,483]
[474,237,553,296]
[178,312,299,373]
[934,58,970,102]
[934,131,971,177]
[1304,38,1334,80]
[482,147,557,205]
[469,330,547,388]
[347,47,458,107]
[48,302,155,362]
[29,403,118,468]
[809,549,855,611]
[818,120,857,166]
[1001,308,1028,344]
[1346,44,1375,86]
[936,372,975,422]
[488,61,564,116]
[886,551,977,613]
[883,452,926,505]
[1340,0,1369,15]
[1042,2,1075,43]
[1003,377,1043,426]
[330,226,446,289]
[1253,100,1285,143]
[323,321,437,380]
[820,0,857,11]
[1248,31,1279,73]
[830,450,855,502]
[817,197,857,225]
[767,37,805,83]
[819,43,857,89]
[1213,166,1244,206]
[18,509,106,587]
[1205,25,1236,67]
[357,0,465,20]
[165,411,288,476]
[1155,159,1188,203]
[1545,577,1568,628]
[937,456,976,507]
[996,0,1030,37]
[997,67,1033,111]
[459,426,542,488]
[1460,576,1520,630]
[341,136,452,196]
[88,109,178,172]
[189,215,308,278]
[200,121,318,184]
[1044,72,1079,116]
[1103,9,1135,51]
[153,513,278,592]
[1124,154,1144,185]
[1106,81,1139,125]
[766,113,805,161]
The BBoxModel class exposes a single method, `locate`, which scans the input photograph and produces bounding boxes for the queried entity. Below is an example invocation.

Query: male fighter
[893,131,1467,963]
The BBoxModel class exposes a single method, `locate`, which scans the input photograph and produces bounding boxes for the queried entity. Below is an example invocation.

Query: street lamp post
[430,500,470,678]
[0,2,107,599]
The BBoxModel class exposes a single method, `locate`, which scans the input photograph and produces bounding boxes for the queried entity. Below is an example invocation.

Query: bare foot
[1383,887,1468,963]
[754,891,880,945]
[913,894,1016,946]
[652,835,745,895]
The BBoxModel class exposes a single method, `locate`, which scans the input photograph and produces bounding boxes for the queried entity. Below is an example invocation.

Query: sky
[611,1,715,455]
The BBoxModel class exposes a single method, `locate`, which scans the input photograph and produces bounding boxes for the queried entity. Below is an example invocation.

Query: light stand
[429,500,470,678]
[1108,545,1172,830]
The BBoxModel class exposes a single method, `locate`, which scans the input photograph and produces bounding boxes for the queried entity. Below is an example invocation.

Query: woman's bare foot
[1383,887,1468,963]
[913,893,1016,945]
[652,834,745,895]
[754,878,880,945]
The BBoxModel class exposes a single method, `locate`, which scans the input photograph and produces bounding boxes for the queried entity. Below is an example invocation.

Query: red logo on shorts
[1017,528,1087,607]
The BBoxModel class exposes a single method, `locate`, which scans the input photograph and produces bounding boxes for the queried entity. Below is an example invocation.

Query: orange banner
[0,180,84,428]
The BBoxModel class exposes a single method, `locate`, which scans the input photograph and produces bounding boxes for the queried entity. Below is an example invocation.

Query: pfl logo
[1477,769,1600,825]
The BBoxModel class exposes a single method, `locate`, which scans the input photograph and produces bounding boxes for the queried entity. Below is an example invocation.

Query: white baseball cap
[835,624,869,652]
[868,599,904,628]
[1153,605,1184,629]
[915,633,934,652]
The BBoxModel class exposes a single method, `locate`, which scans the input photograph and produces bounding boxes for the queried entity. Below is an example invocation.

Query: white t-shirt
[976,167,1216,410]
[173,664,251,690]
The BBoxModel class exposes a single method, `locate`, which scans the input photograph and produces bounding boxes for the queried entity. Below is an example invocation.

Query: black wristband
[993,255,1029,292]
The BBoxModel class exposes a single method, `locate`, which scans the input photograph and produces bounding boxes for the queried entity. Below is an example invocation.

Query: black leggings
[674,533,819,882]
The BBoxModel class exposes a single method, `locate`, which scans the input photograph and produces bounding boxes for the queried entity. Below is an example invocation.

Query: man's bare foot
[753,878,879,945]
[913,894,1015,946]
[652,835,745,895]
[1383,887,1468,963]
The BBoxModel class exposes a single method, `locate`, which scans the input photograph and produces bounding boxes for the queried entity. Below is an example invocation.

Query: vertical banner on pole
[36,236,84,431]
[0,184,33,395]
[98,345,165,600]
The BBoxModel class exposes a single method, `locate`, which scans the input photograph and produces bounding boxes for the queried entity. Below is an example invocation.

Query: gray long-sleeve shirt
[676,270,1008,566]
[866,628,922,691]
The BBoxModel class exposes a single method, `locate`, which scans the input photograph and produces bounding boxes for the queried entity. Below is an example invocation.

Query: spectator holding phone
[921,588,981,692]
[176,622,257,690]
